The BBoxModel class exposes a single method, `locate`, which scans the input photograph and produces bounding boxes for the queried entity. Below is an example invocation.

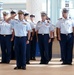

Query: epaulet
[58,18,62,20]
[27,20,30,23]
[37,21,41,23]
[0,19,2,21]
[15,19,18,20]
[69,18,72,20]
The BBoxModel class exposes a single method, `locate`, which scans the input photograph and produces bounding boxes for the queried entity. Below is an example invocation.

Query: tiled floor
[0,58,74,75]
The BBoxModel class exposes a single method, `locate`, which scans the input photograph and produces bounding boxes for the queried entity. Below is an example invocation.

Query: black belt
[61,33,73,36]
[38,34,49,35]
[15,36,26,38]
[1,34,11,37]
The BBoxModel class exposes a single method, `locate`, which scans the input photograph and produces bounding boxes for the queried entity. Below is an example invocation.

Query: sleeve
[0,24,1,29]
[0,22,2,32]
[26,23,32,31]
[35,24,38,31]
[56,20,61,28]
[30,22,35,29]
[9,20,15,29]
[72,20,74,27]
[49,24,55,31]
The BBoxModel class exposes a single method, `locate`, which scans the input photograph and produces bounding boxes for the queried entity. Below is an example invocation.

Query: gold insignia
[37,21,40,23]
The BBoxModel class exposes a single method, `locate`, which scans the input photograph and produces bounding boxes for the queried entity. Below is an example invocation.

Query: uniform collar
[31,20,35,23]
[41,20,47,23]
[18,19,24,22]
[62,16,69,20]
[24,19,28,22]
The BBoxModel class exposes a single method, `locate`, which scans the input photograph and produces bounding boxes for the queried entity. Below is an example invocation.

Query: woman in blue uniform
[36,12,53,64]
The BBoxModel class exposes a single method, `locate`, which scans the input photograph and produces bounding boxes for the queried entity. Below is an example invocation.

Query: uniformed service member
[56,18,63,61]
[36,12,53,64]
[10,10,16,60]
[0,12,13,64]
[0,19,2,47]
[47,17,55,61]
[24,13,31,64]
[30,14,37,60]
[56,8,74,65]
[10,10,31,70]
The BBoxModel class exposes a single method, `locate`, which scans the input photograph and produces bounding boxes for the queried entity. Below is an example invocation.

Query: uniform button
[66,34,68,36]
[42,34,44,35]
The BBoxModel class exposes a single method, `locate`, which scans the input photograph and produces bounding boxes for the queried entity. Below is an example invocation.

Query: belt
[15,36,26,38]
[1,34,11,37]
[61,33,73,36]
[38,34,49,35]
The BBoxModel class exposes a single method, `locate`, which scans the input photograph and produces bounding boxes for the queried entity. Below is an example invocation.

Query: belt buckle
[66,33,68,36]
[19,36,21,38]
[4,35,6,37]
[42,34,44,35]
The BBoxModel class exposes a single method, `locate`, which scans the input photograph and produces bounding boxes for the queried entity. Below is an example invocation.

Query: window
[60,0,74,19]
[42,0,50,17]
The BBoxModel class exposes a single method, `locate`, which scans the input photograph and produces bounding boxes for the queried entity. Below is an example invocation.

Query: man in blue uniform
[10,10,16,60]
[47,17,55,61]
[56,18,63,62]
[10,10,31,70]
[24,13,31,64]
[30,14,37,60]
[56,8,74,65]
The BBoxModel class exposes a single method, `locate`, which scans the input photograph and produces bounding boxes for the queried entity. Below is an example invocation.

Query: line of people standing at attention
[0,8,74,70]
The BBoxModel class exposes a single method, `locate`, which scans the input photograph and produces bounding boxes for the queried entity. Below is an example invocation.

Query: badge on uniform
[46,23,49,26]
[23,23,27,25]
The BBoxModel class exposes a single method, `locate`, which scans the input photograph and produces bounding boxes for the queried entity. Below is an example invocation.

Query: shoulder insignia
[37,21,41,23]
[14,19,18,20]
[58,18,62,20]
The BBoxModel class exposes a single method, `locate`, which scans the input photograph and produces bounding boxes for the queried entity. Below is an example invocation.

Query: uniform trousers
[38,34,49,64]
[1,35,12,63]
[60,33,73,64]
[14,36,27,67]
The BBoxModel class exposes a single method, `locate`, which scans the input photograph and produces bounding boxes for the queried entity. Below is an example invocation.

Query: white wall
[0,0,26,3]
[0,0,26,18]
[2,3,26,10]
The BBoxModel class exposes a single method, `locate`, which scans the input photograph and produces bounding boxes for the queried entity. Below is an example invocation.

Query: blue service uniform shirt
[56,18,74,34]
[36,20,54,34]
[10,19,31,37]
[24,20,32,33]
[30,21,36,32]
[0,20,12,35]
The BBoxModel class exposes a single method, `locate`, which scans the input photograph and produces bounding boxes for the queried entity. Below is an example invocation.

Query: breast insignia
[23,23,27,25]
[37,21,41,23]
